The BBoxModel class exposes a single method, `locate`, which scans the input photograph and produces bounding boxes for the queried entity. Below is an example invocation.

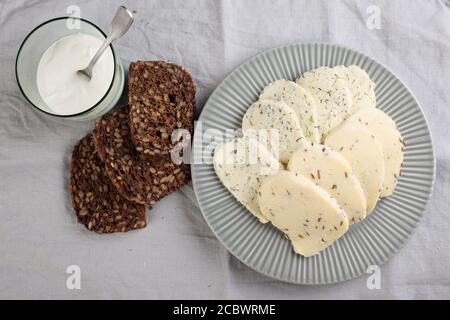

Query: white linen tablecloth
[0,0,449,299]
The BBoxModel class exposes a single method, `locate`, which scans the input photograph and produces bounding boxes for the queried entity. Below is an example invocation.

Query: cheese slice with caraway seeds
[343,108,403,197]
[288,142,367,224]
[258,171,349,257]
[325,124,385,213]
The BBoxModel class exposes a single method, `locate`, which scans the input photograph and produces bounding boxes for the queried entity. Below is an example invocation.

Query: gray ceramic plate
[191,43,435,284]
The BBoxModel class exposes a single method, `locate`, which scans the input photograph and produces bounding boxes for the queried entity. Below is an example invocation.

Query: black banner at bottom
[0,300,447,318]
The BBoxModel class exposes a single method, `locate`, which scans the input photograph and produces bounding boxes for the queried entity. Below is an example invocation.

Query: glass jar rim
[15,16,118,118]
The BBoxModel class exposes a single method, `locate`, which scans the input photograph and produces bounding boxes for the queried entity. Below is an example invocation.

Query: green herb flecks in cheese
[344,108,403,197]
[288,142,367,224]
[258,171,349,257]
[213,137,280,223]
[242,99,304,163]
[325,125,385,213]
[296,67,352,140]
[333,65,376,112]
[259,80,320,143]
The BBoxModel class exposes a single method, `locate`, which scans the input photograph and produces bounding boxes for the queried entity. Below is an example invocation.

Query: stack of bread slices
[70,61,195,233]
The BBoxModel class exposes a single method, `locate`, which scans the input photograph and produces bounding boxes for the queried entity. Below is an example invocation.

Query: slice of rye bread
[93,106,190,206]
[128,61,195,155]
[70,134,147,233]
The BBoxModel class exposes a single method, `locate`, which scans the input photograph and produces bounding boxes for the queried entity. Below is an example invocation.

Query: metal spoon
[78,6,133,79]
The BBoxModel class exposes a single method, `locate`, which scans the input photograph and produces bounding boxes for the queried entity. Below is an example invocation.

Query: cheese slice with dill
[296,67,352,140]
[259,80,320,143]
[213,137,280,223]
[258,170,349,257]
[333,65,376,113]
[288,142,367,224]
[325,124,385,213]
[242,99,304,163]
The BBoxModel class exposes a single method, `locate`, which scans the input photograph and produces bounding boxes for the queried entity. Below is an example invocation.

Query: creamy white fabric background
[0,0,449,299]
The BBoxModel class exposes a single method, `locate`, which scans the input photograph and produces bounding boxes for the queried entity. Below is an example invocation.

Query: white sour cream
[37,33,114,115]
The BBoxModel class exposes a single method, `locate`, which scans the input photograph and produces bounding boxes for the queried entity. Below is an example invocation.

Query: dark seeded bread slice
[128,61,195,155]
[93,106,190,206]
[70,134,147,233]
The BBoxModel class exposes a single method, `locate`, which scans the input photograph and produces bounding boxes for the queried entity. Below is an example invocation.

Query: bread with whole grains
[70,134,147,233]
[128,61,195,156]
[93,106,190,206]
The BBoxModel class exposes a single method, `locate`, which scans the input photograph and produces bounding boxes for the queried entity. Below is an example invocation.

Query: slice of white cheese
[242,99,304,163]
[258,171,349,257]
[333,65,376,112]
[288,142,367,224]
[325,125,385,213]
[296,67,352,140]
[259,80,320,143]
[213,137,280,223]
[344,108,404,197]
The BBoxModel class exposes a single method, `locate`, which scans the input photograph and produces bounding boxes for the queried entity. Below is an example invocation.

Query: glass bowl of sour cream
[16,17,125,120]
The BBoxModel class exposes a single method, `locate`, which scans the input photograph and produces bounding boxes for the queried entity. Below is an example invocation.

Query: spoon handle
[85,36,115,73]
[82,6,133,77]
